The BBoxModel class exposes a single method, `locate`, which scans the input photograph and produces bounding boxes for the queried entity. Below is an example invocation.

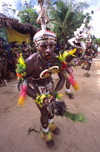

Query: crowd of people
[0,39,36,86]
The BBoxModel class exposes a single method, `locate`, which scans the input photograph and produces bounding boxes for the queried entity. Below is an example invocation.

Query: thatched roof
[0,13,37,36]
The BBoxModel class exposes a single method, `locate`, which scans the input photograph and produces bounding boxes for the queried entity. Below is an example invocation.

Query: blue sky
[0,0,100,38]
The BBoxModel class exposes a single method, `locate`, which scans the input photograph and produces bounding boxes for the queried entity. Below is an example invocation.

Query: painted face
[37,42,55,59]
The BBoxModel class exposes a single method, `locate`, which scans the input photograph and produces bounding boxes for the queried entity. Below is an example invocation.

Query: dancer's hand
[43,94,55,105]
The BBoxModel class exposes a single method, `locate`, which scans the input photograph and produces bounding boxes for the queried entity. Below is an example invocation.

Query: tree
[19,8,40,28]
[45,0,89,48]
[18,0,40,28]
[95,38,100,46]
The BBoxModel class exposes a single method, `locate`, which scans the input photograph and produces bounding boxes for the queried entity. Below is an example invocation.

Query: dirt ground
[0,60,100,152]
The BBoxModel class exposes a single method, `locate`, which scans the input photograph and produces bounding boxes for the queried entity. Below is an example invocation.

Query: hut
[0,13,37,45]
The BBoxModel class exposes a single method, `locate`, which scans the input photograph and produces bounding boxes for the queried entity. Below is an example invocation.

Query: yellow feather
[68,48,76,56]
[18,97,25,106]
[63,51,68,60]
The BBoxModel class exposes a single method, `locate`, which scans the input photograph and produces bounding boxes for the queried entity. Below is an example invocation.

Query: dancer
[65,18,88,98]
[65,18,93,98]
[16,0,66,147]
[82,35,98,76]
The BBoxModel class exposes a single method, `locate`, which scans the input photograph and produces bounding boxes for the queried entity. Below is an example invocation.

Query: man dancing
[82,36,98,76]
[16,0,65,147]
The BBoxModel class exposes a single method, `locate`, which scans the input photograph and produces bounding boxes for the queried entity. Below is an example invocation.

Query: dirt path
[0,62,100,152]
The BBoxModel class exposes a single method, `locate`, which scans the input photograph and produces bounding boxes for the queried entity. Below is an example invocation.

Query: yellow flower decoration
[18,53,26,68]
[56,93,63,99]
[40,94,46,100]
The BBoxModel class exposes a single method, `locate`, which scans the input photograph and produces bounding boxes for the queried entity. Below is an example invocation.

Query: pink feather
[18,84,28,105]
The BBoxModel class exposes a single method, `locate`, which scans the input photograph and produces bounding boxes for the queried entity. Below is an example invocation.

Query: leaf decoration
[16,53,26,79]
[65,111,88,122]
